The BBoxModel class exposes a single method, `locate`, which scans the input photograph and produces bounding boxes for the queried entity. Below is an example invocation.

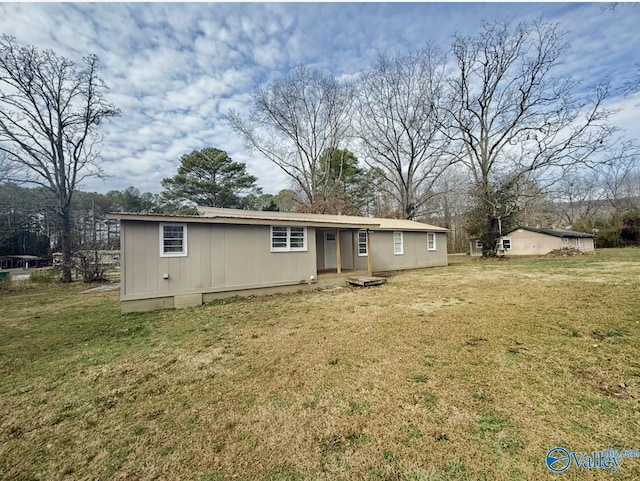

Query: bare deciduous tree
[446,19,614,255]
[429,166,474,252]
[0,35,120,281]
[552,168,608,226]
[354,45,455,219]
[599,141,640,213]
[0,151,9,182]
[227,65,353,204]
[539,142,639,231]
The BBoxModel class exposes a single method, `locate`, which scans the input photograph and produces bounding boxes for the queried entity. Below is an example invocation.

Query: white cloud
[1,2,639,197]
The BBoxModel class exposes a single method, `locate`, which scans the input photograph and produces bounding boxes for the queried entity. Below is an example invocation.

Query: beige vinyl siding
[470,239,483,257]
[353,230,370,271]
[339,230,354,270]
[122,221,316,300]
[580,237,595,251]
[315,229,325,270]
[500,229,594,255]
[369,231,447,271]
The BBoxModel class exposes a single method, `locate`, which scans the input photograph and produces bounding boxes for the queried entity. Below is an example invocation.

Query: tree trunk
[60,203,73,283]
[481,214,500,257]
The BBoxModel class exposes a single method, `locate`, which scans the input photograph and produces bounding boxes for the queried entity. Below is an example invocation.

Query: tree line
[2,16,640,282]
[227,19,639,256]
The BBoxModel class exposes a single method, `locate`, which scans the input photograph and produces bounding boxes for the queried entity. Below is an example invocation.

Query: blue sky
[1,2,639,196]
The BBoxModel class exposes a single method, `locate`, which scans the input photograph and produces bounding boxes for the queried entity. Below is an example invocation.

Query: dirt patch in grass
[1,248,640,480]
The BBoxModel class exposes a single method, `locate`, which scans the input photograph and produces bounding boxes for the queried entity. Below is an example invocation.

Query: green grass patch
[421,390,438,410]
[412,373,429,383]
[477,412,510,433]
[28,268,60,283]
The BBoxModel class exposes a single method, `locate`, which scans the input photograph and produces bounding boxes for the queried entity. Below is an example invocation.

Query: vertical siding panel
[435,232,448,265]
[198,225,211,288]
[128,222,141,295]
[340,230,353,269]
[210,225,224,287]
[415,232,425,266]
[309,227,317,273]
[148,224,161,294]
[412,232,421,267]
[132,222,142,295]
[225,225,250,286]
[121,222,127,296]
[315,229,324,270]
[189,225,202,289]
[259,226,273,284]
[123,223,133,297]
[372,231,392,271]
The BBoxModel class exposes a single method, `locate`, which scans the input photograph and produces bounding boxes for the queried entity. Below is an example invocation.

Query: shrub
[29,268,59,283]
[77,251,108,283]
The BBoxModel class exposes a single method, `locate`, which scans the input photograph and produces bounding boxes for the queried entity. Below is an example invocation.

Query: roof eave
[505,226,593,238]
[106,212,379,229]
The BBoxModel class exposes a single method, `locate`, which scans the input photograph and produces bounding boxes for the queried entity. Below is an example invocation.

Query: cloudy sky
[1,2,639,196]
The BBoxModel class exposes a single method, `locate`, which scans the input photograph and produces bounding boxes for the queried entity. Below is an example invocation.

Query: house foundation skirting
[120,277,350,313]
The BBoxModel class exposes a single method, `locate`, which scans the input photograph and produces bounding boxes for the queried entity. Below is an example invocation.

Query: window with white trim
[576,238,581,248]
[271,226,307,252]
[160,223,187,257]
[393,231,404,255]
[427,232,436,251]
[358,230,368,256]
[502,238,511,250]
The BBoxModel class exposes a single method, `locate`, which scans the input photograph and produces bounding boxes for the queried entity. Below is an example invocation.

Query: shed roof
[505,226,594,238]
[0,254,45,260]
[106,207,448,232]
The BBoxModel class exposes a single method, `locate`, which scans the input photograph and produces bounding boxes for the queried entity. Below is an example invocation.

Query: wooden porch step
[347,276,387,287]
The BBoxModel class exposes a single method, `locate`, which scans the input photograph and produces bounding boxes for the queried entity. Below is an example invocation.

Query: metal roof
[106,207,448,232]
[196,206,378,227]
[505,226,594,238]
[196,207,449,232]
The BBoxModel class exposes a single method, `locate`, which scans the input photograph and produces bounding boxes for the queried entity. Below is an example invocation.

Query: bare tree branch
[0,35,120,281]
[354,44,457,219]
[227,65,353,204]
[445,19,615,255]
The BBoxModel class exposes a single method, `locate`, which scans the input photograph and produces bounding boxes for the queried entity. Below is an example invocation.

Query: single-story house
[106,207,448,312]
[470,226,595,256]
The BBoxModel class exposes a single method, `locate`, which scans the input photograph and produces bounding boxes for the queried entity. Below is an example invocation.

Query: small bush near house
[77,252,108,283]
[28,268,59,283]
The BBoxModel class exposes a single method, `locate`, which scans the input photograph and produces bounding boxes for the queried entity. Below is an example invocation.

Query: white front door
[324,232,336,269]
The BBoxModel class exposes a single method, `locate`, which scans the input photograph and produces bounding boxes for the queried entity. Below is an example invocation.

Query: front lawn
[1,249,639,480]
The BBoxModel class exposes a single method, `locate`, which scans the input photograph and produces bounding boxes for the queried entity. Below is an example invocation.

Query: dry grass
[1,249,640,480]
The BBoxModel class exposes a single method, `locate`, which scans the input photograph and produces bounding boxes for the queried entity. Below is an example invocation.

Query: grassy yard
[1,249,639,480]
